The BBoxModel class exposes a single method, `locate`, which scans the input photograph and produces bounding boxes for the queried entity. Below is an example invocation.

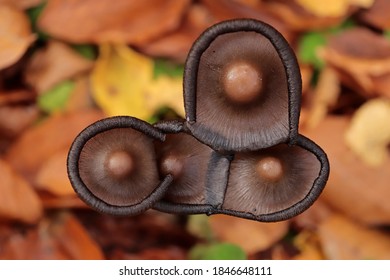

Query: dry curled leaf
[209,215,289,255]
[345,98,390,167]
[0,159,42,224]
[38,0,190,44]
[321,28,390,98]
[0,4,35,70]
[296,0,374,17]
[319,214,390,259]
[303,116,390,225]
[91,44,184,120]
[5,110,104,182]
[293,231,324,260]
[25,40,93,94]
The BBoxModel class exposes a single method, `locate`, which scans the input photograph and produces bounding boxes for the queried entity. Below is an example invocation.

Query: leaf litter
[0,0,390,260]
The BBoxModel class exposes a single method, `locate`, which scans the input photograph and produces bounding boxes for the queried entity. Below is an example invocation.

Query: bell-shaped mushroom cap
[155,132,213,204]
[222,142,322,218]
[184,19,301,152]
[67,116,170,215]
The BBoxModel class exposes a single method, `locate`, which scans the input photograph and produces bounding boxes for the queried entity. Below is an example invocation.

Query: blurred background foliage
[0,0,390,260]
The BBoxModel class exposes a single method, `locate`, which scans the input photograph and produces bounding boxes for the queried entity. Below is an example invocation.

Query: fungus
[154,132,212,205]
[184,19,301,152]
[67,116,171,215]
[222,137,326,220]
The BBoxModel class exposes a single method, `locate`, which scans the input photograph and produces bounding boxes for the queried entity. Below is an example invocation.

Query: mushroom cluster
[67,19,329,222]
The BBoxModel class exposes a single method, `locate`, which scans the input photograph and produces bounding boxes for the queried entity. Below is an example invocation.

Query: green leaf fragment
[298,32,327,69]
[189,243,247,260]
[38,80,75,113]
[153,59,184,79]
[72,44,97,60]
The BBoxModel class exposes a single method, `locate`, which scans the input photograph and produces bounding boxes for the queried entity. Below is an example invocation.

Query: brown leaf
[292,199,333,231]
[356,0,390,30]
[266,0,348,32]
[1,212,104,259]
[0,4,35,70]
[140,4,214,62]
[321,28,390,98]
[201,0,293,42]
[319,214,390,259]
[38,0,190,44]
[304,67,340,129]
[25,40,93,94]
[0,159,43,224]
[5,109,104,183]
[0,0,42,9]
[209,215,289,254]
[0,89,35,106]
[64,75,94,113]
[303,116,390,225]
[35,148,75,197]
[0,104,39,138]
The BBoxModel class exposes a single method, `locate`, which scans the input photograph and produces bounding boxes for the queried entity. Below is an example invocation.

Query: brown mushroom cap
[78,127,160,206]
[223,143,321,215]
[191,31,289,151]
[155,132,213,204]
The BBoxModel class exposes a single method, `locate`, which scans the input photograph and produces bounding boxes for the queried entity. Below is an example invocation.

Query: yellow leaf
[345,98,390,167]
[91,44,153,119]
[145,75,185,118]
[91,43,185,121]
[296,0,374,17]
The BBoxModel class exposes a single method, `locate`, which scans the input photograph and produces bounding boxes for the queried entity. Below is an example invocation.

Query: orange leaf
[25,40,93,94]
[319,214,390,259]
[0,159,42,224]
[5,110,104,182]
[209,215,289,254]
[0,4,35,69]
[38,0,190,44]
[35,149,76,197]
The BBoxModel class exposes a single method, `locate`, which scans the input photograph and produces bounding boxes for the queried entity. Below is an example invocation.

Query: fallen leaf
[201,0,292,42]
[38,0,190,44]
[302,116,390,225]
[37,80,75,113]
[319,214,390,259]
[209,215,289,255]
[35,148,76,197]
[0,104,39,138]
[141,4,214,62]
[345,98,390,166]
[296,0,374,18]
[91,44,184,120]
[0,0,42,9]
[0,159,42,224]
[266,0,347,32]
[292,199,332,231]
[356,0,390,30]
[145,76,185,118]
[25,40,93,94]
[91,44,152,119]
[5,109,104,182]
[293,231,324,260]
[0,4,35,70]
[64,75,94,113]
[0,89,35,106]
[304,67,340,129]
[321,28,390,98]
[0,212,104,259]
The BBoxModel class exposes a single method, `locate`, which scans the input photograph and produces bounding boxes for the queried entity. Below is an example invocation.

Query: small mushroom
[155,131,213,204]
[184,19,301,152]
[222,139,324,219]
[67,116,171,215]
